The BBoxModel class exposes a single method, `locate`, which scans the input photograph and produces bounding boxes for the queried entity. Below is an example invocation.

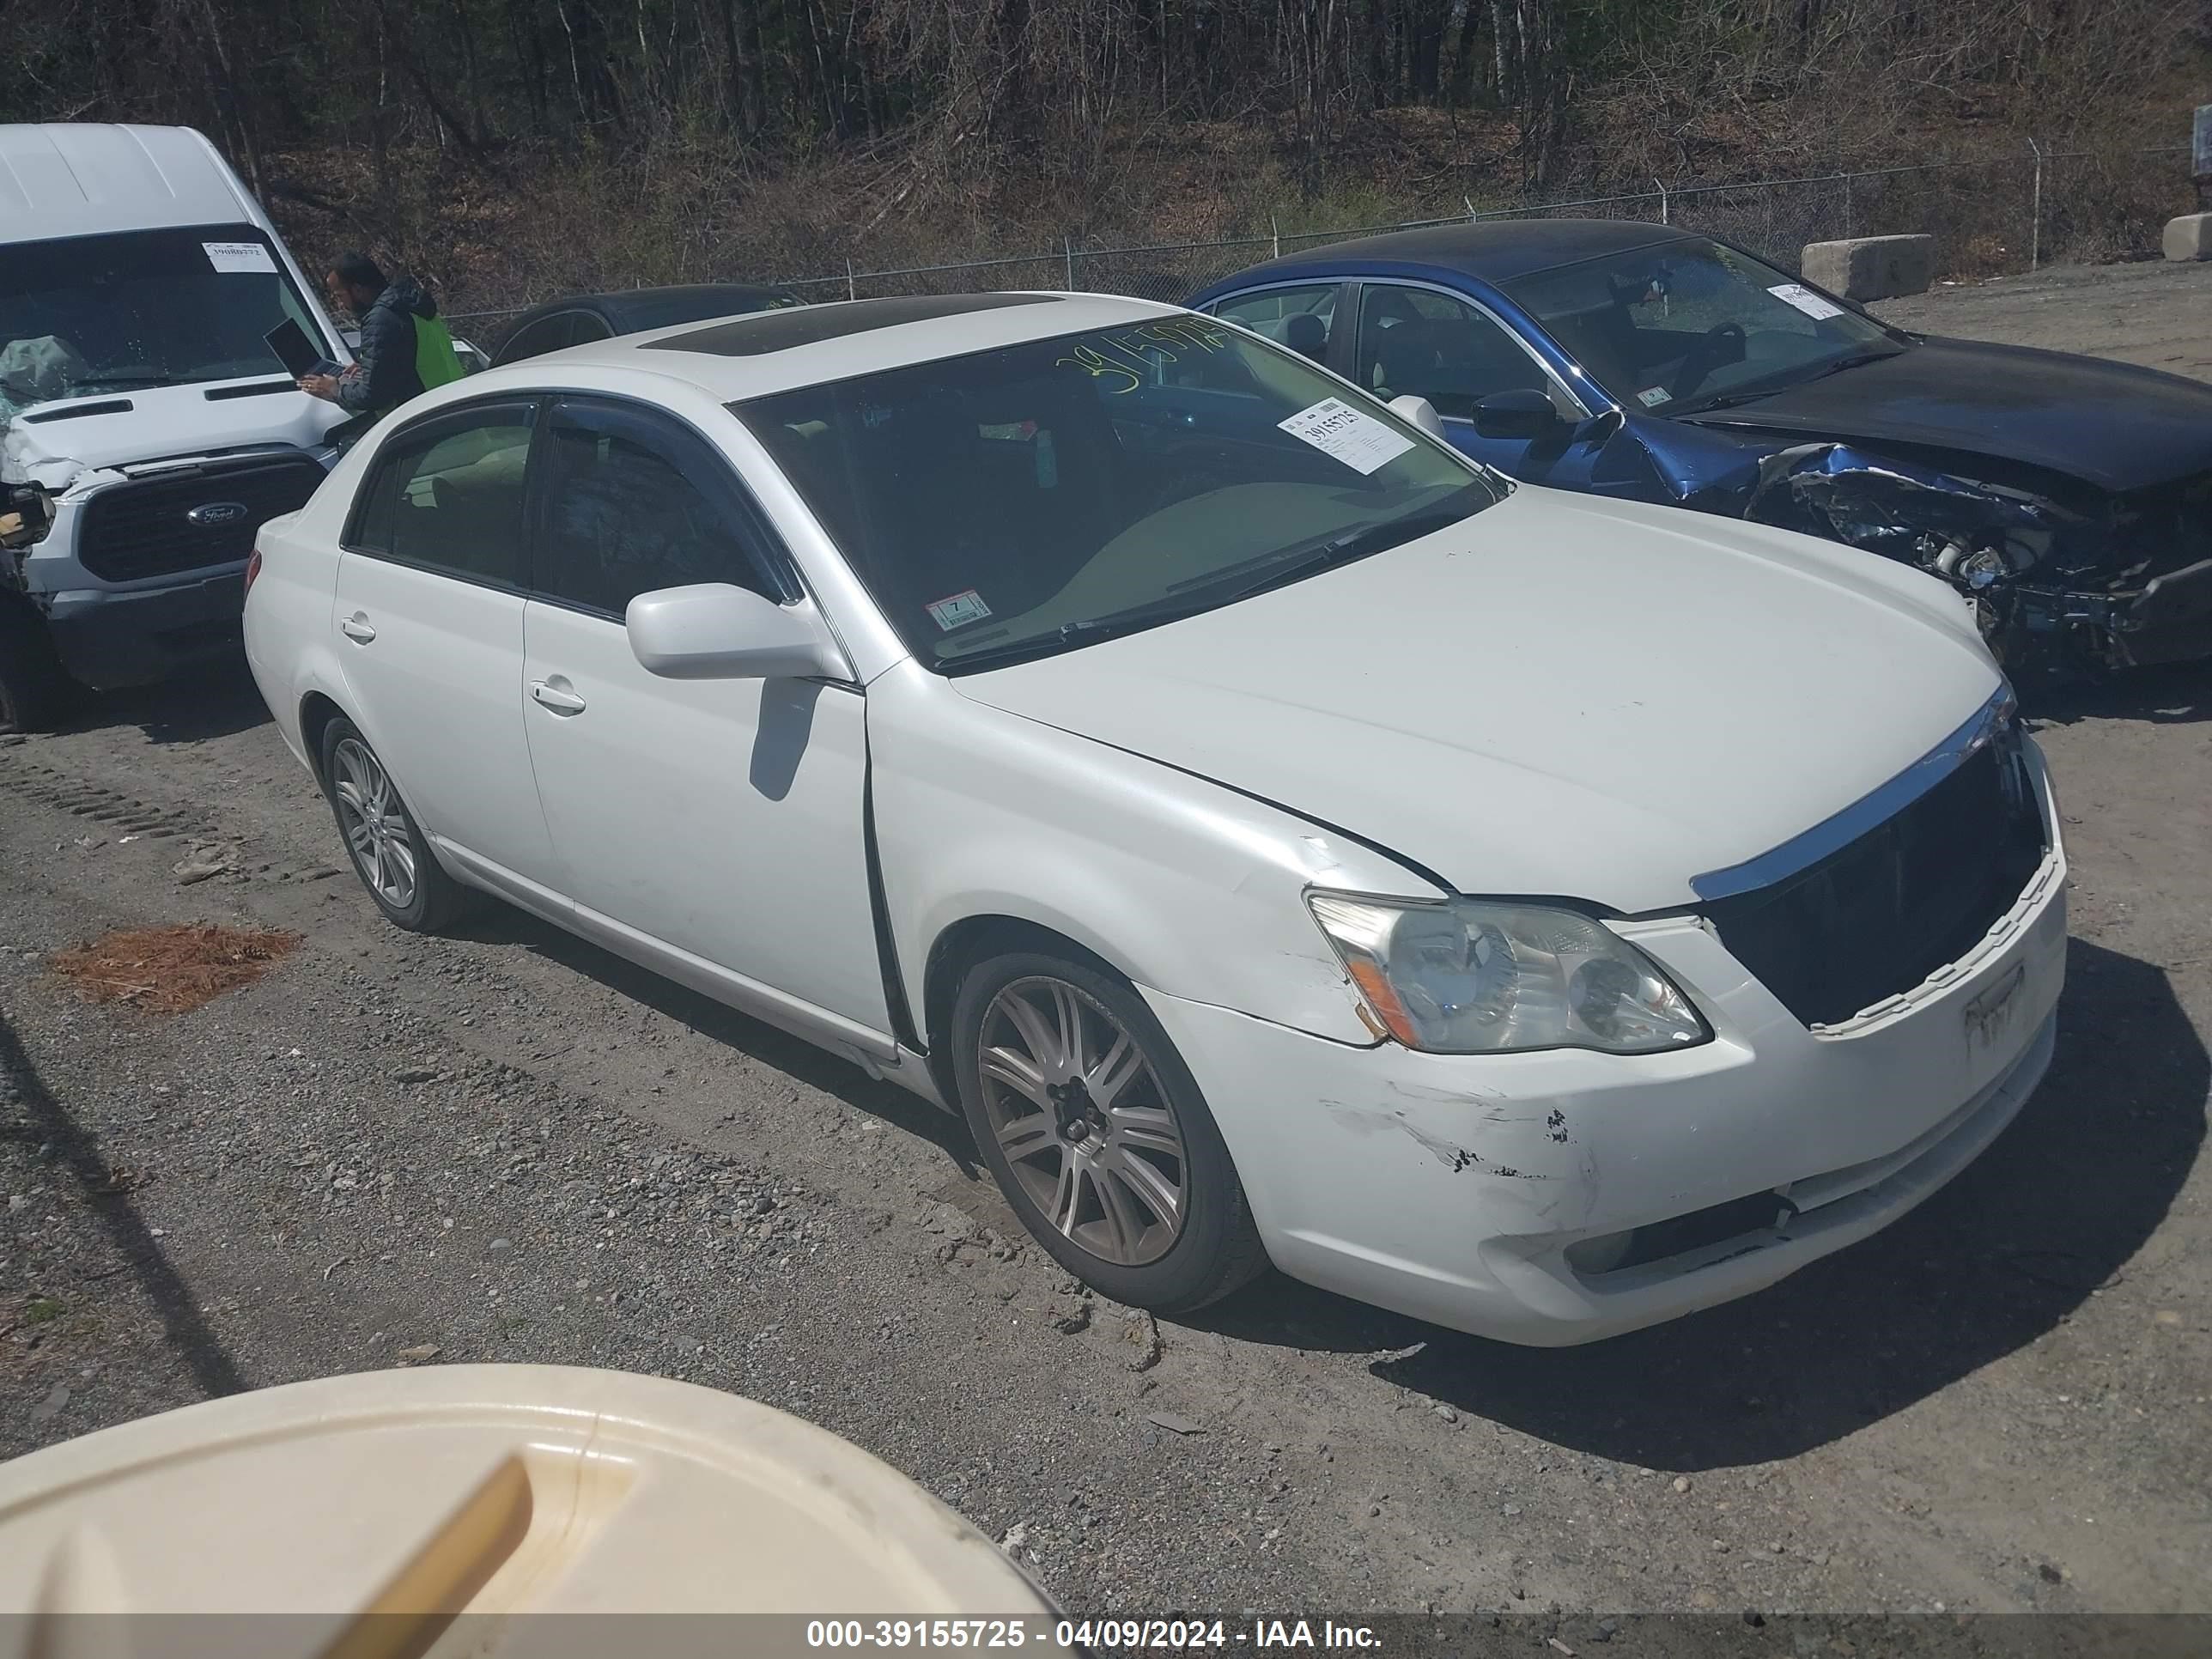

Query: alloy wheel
[976,975,1188,1267]
[331,736,418,910]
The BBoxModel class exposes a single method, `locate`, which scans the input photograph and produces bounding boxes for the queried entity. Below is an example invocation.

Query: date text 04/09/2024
[803,1620,1381,1650]
[1066,1624,1378,1651]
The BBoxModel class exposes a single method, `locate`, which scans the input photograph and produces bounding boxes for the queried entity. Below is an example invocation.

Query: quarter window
[533,402,784,617]
[349,408,533,585]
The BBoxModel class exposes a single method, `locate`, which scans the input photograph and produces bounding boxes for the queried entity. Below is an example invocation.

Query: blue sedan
[1188,221,2212,674]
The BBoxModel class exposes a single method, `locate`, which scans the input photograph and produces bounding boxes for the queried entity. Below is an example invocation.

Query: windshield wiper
[940,595,1232,673]
[1208,497,1479,605]
[1677,346,1907,415]
[940,493,1486,675]
[1797,346,1905,384]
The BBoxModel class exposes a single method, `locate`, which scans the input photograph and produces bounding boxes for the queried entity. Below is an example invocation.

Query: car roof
[0,125,258,242]
[1203,217,1699,289]
[464,290,1182,402]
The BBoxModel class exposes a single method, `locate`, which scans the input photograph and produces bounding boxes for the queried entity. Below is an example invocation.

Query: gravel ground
[3,261,2209,1622]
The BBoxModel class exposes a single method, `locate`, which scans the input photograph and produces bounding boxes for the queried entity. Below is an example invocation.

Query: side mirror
[625,583,849,682]
[1472,388,1563,441]
[1388,394,1446,442]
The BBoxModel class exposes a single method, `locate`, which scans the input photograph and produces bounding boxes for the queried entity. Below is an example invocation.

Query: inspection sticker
[926,589,993,631]
[1637,386,1673,407]
[1768,282,1844,320]
[1278,397,1414,476]
[204,240,277,275]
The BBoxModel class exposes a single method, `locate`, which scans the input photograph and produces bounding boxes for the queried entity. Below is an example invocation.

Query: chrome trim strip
[1690,682,2019,902]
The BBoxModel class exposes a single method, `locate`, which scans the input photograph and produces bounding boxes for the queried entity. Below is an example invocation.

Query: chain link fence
[446,146,2194,349]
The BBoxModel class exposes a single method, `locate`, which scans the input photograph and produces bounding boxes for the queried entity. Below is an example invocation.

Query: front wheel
[951,951,1268,1313]
[318,716,475,932]
[0,604,72,734]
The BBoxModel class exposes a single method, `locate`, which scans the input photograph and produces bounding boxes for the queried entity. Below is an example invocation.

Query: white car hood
[951,489,2002,912]
[2,380,342,490]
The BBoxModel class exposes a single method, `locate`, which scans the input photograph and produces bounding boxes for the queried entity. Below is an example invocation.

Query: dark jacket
[335,278,447,416]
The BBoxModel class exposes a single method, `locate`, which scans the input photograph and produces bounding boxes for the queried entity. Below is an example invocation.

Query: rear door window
[1210,284,1340,364]
[347,403,536,586]
[1356,284,1575,420]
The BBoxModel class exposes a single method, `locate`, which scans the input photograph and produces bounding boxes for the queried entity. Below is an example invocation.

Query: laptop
[264,317,343,380]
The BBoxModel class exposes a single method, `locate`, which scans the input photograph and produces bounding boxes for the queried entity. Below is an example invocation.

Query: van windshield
[735,317,1499,672]
[0,223,326,416]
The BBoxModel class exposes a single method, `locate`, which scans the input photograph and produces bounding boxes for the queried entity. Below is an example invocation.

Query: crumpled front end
[1741,442,2212,675]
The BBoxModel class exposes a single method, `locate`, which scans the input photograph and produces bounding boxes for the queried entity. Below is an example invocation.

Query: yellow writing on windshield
[1056,319,1234,393]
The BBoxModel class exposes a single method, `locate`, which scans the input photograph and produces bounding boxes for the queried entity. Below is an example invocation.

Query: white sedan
[242,292,2067,1344]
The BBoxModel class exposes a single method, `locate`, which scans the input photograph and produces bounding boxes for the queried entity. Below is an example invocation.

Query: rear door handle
[339,614,376,644]
[529,679,587,715]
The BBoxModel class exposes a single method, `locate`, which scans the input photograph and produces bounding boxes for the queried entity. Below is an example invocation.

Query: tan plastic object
[0,1364,1059,1652]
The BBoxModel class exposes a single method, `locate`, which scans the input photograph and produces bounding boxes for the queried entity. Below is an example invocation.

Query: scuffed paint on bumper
[1142,853,2067,1346]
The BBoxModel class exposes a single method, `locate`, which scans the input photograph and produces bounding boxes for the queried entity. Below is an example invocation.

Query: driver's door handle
[529,679,587,716]
[339,613,376,643]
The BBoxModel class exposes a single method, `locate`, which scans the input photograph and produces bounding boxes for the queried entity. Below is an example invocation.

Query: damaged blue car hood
[1678,335,2212,495]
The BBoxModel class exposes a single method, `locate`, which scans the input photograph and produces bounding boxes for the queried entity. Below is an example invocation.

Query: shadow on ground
[0,1010,246,1399]
[444,905,981,1179]
[1191,937,2205,1468]
[60,660,272,745]
[2024,659,2209,727]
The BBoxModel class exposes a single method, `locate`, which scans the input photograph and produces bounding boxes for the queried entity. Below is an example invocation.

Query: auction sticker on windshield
[204,241,277,275]
[1768,282,1845,320]
[927,589,993,631]
[1278,398,1414,476]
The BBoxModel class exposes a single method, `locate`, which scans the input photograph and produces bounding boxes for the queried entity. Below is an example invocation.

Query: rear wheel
[951,950,1268,1313]
[318,717,475,932]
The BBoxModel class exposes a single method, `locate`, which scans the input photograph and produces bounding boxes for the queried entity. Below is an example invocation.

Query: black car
[1190,222,2212,675]
[492,283,803,366]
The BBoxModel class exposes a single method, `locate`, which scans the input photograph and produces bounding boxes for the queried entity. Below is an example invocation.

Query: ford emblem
[186,501,250,528]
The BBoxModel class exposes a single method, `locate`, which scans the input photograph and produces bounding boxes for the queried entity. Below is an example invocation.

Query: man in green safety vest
[298,250,464,423]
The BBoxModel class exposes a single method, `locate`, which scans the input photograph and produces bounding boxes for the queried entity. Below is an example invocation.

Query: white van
[0,124,351,730]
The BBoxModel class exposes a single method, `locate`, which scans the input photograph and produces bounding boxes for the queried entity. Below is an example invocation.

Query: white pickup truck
[0,123,355,731]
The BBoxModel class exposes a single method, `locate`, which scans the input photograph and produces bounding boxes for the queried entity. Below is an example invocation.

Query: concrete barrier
[1800,234,1935,301]
[2163,214,2212,261]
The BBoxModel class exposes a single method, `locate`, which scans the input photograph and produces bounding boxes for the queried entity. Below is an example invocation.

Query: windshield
[735,317,1498,671]
[1500,236,1902,413]
[0,224,326,416]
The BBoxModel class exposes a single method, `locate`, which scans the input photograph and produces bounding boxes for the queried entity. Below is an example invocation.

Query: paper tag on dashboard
[926,589,993,631]
[1278,398,1414,476]
[1768,283,1844,320]
[204,241,276,275]
[1637,386,1673,407]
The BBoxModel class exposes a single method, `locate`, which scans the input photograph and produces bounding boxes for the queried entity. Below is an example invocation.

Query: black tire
[951,949,1269,1313]
[0,604,72,735]
[317,715,476,933]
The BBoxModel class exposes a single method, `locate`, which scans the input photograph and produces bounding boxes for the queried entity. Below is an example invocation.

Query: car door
[518,395,891,1041]
[1348,280,1653,495]
[332,399,564,896]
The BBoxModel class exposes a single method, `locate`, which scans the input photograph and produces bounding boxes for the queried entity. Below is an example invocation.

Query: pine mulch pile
[49,925,302,1014]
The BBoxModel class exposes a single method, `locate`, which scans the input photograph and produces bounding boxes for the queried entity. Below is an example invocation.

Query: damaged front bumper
[1742,443,2212,674]
[1142,854,2067,1346]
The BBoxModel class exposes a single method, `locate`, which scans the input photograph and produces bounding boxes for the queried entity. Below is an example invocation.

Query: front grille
[74,455,325,583]
[1702,729,2046,1027]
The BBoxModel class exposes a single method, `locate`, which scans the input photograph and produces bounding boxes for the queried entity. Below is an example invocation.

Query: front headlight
[1307,893,1710,1055]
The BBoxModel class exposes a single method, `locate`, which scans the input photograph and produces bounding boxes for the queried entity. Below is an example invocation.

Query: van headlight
[1307,893,1710,1054]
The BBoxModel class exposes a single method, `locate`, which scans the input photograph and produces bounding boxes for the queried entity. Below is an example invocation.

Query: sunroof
[646,292,1062,357]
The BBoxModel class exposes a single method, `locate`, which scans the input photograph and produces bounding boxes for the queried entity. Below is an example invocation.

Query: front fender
[866,663,1438,1046]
